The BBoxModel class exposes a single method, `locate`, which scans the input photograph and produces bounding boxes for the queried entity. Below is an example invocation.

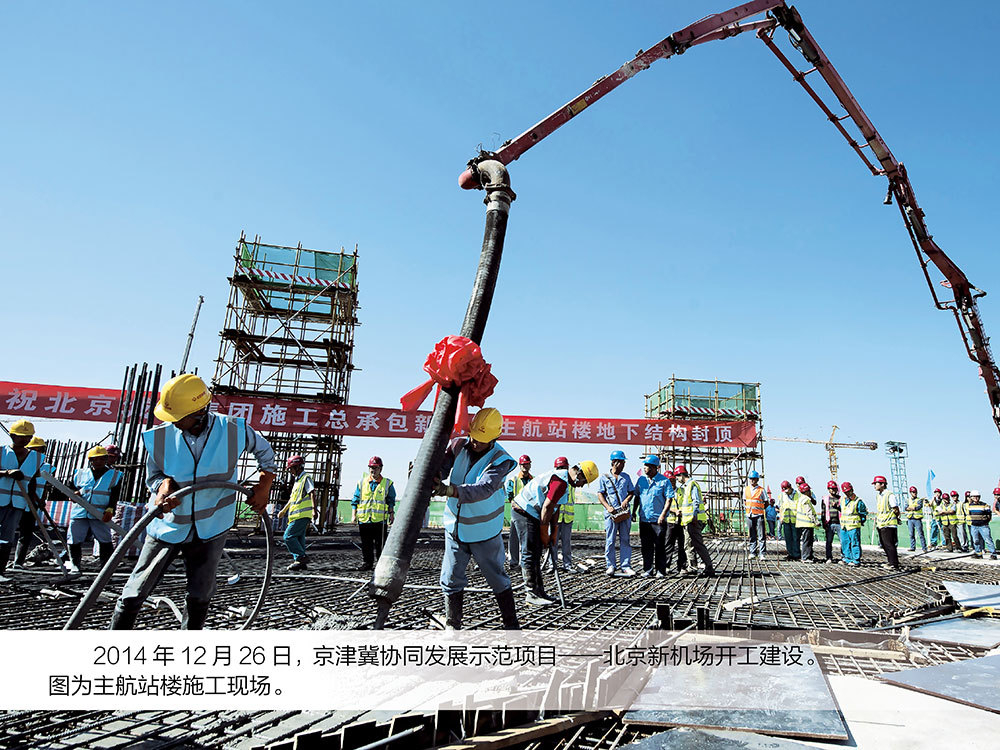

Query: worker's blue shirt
[598,472,634,516]
[765,504,778,522]
[352,479,396,510]
[634,474,673,522]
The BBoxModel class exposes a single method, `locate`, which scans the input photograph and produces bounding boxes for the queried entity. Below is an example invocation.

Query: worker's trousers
[439,532,511,595]
[358,521,387,569]
[970,525,996,555]
[747,515,766,556]
[781,521,801,560]
[510,509,546,596]
[507,513,521,566]
[956,523,970,551]
[840,528,861,564]
[604,515,632,569]
[941,524,958,551]
[878,526,901,569]
[664,522,687,571]
[556,521,573,569]
[823,522,841,561]
[283,517,310,562]
[15,506,38,564]
[906,518,927,552]
[929,519,943,546]
[638,520,667,574]
[766,518,777,537]
[683,520,714,573]
[798,527,815,561]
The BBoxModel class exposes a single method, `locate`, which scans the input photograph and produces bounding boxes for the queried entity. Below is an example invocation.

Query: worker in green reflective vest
[873,475,902,570]
[778,480,800,560]
[795,482,819,563]
[955,491,971,553]
[673,464,714,577]
[352,456,395,571]
[504,455,532,569]
[277,455,315,571]
[904,486,927,553]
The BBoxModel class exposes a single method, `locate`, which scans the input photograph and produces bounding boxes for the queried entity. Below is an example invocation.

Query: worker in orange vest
[743,470,767,560]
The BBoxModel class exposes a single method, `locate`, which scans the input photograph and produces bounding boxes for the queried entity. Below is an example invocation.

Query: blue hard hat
[749,470,760,479]
[643,455,661,467]
[610,450,626,461]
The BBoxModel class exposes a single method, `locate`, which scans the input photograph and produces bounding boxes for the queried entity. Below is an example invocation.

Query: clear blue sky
[2,1,998,499]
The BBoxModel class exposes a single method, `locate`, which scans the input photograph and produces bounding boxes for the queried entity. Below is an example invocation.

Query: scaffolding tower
[213,231,360,529]
[645,377,763,534]
[885,441,909,502]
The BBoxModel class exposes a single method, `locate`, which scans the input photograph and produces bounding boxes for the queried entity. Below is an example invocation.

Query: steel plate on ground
[620,727,819,748]
[909,617,1000,649]
[879,654,1000,713]
[943,581,1000,608]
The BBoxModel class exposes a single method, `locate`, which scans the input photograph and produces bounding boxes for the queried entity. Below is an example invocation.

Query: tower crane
[766,426,877,481]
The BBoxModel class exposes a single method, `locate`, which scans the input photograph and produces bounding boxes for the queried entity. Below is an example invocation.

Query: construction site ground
[2,530,999,748]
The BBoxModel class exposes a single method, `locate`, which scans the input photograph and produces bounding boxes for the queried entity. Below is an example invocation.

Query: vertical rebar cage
[213,232,360,530]
[644,377,763,534]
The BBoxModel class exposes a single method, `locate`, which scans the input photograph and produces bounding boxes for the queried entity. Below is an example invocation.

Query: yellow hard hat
[87,445,109,460]
[154,373,212,422]
[9,419,35,437]
[469,407,503,443]
[26,436,46,450]
[577,460,599,484]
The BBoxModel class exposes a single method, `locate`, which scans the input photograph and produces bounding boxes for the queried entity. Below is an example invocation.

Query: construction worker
[942,491,961,552]
[105,444,122,467]
[994,487,1000,515]
[0,419,42,581]
[512,452,599,605]
[904,486,928,553]
[873,475,902,570]
[110,373,276,630]
[795,482,819,563]
[955,491,971,552]
[662,469,688,573]
[674,465,715,576]
[352,457,395,571]
[12,436,52,569]
[64,446,123,574]
[504,455,532,569]
[967,490,996,560]
[778,481,801,560]
[765,495,778,538]
[822,480,842,563]
[743,470,766,560]
[553,456,575,573]
[928,488,944,549]
[433,407,519,627]
[598,450,635,576]
[840,482,865,566]
[633,455,674,577]
[277,455,314,571]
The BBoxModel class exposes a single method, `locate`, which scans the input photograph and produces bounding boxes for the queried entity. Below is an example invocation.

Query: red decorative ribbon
[400,336,498,434]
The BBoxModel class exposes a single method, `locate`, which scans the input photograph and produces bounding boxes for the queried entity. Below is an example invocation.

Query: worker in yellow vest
[553,456,576,573]
[904,486,928,553]
[795,482,819,562]
[504,455,532,569]
[955,491,971,552]
[872,475,901,570]
[277,455,315,571]
[743,470,767,560]
[662,470,688,572]
[352,456,395,571]
[839,481,866,566]
[942,491,960,552]
[928,489,944,549]
[778,480,801,560]
[673,465,715,576]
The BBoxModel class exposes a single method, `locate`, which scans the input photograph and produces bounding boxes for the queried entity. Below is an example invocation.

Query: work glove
[247,471,276,513]
[102,508,114,523]
[431,478,456,498]
[155,478,181,513]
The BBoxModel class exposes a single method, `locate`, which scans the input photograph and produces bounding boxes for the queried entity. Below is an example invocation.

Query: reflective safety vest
[679,479,707,526]
[70,467,123,520]
[968,500,992,526]
[445,442,513,543]
[795,493,818,528]
[505,473,528,500]
[143,414,247,543]
[515,469,571,521]
[934,501,951,526]
[287,472,314,522]
[905,497,924,520]
[0,447,41,510]
[357,475,392,523]
[558,484,576,525]
[956,501,969,524]
[842,497,864,530]
[941,501,957,526]
[780,492,797,523]
[744,485,766,516]
[875,490,899,528]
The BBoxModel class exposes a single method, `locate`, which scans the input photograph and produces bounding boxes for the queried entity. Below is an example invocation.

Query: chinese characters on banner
[0,381,757,448]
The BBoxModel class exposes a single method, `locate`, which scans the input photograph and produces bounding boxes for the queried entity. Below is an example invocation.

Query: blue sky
[2,1,998,499]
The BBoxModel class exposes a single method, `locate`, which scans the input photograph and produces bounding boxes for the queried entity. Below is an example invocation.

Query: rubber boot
[444,592,463,630]
[14,536,32,567]
[98,543,114,568]
[183,597,212,630]
[109,603,140,630]
[0,544,11,576]
[69,543,83,571]
[494,587,521,630]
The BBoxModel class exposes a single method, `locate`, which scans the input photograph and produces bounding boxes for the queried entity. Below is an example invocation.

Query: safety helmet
[950,490,959,497]
[934,488,942,494]
[553,456,569,469]
[286,455,305,470]
[610,450,626,462]
[908,486,917,493]
[800,483,811,494]
[8,419,34,437]
[674,465,688,476]
[368,456,383,467]
[872,475,887,485]
[827,480,838,490]
[994,488,1000,496]
[87,446,109,460]
[748,470,760,479]
[795,475,805,485]
[664,470,675,479]
[469,407,503,443]
[841,481,854,493]
[154,373,211,422]
[519,454,531,465]
[105,444,121,459]
[970,489,982,497]
[780,480,791,490]
[965,491,971,497]
[643,455,661,467]
[577,460,599,484]
[26,436,46,450]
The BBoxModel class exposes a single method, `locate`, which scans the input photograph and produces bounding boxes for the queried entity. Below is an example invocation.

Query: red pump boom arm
[459,2,1000,433]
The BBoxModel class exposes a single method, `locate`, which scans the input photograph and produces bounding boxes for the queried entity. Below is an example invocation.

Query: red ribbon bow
[400,335,498,435]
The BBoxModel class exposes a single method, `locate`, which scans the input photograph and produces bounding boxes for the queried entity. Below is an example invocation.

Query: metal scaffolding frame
[213,231,360,529]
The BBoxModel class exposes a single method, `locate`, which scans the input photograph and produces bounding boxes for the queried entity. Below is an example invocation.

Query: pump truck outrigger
[368,1,1000,628]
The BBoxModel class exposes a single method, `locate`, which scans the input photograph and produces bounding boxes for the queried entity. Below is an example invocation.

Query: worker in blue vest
[110,374,276,630]
[352,456,396,570]
[278,455,315,571]
[0,419,42,581]
[513,454,600,605]
[433,407,519,629]
[65,445,123,574]
[12,435,53,569]
[504,454,532,569]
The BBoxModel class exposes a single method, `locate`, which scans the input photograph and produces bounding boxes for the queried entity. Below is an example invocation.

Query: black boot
[183,597,211,630]
[109,603,140,630]
[98,543,114,568]
[14,537,32,567]
[494,587,521,630]
[0,544,11,576]
[69,543,83,572]
[444,592,463,630]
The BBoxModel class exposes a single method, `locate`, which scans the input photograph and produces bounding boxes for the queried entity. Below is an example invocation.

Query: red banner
[0,382,757,448]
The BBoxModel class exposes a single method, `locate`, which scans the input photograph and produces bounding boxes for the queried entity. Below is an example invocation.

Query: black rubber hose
[63,482,272,631]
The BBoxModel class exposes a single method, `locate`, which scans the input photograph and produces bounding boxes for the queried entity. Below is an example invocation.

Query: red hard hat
[780,480,791,490]
[286,455,305,469]
[674,464,688,476]
[965,491,971,497]
[795,476,805,485]
[827,480,838,490]
[664,470,675,479]
[519,454,532,465]
[800,483,811,493]
[105,444,121,456]
[950,490,959,497]
[909,486,917,493]
[553,456,569,469]
[841,481,853,493]
[368,456,383,467]
[872,475,887,484]
[994,488,1000,496]
[934,488,942,494]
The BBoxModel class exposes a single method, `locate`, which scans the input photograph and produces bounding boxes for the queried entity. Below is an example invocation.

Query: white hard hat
[970,489,982,497]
